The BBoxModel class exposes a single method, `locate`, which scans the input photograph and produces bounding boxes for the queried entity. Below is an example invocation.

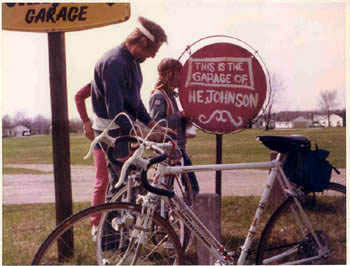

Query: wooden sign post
[3,3,130,259]
[215,134,223,196]
[179,39,268,244]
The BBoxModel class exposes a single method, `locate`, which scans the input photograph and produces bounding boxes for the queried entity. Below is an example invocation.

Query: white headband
[137,24,155,42]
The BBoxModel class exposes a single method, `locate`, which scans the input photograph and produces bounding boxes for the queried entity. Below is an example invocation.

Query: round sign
[179,42,267,134]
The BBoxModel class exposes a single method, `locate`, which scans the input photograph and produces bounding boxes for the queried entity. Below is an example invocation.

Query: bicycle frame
[149,153,326,265]
[85,115,329,264]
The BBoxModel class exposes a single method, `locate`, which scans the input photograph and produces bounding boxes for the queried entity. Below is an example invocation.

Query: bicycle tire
[32,202,184,265]
[256,182,346,264]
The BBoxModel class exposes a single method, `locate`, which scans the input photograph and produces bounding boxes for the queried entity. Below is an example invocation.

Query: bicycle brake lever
[84,129,115,160]
[114,145,148,189]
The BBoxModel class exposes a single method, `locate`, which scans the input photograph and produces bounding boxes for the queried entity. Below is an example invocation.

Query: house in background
[12,125,32,136]
[292,116,310,128]
[3,128,14,137]
[253,116,292,129]
[274,120,293,129]
[313,114,343,127]
[251,112,343,129]
[251,117,265,129]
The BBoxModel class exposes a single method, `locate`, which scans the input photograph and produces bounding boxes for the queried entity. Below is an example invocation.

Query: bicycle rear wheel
[256,182,346,264]
[32,202,183,265]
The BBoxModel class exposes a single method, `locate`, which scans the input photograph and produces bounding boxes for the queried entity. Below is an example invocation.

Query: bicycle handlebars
[83,113,176,197]
[141,152,175,198]
[108,137,175,197]
[84,128,115,160]
[107,136,139,168]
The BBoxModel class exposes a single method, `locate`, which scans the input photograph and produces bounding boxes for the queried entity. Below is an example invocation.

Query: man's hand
[83,120,95,141]
[144,120,176,142]
[147,120,177,136]
[155,125,177,136]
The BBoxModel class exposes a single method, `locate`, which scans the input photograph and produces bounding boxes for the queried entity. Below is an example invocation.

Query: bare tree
[2,114,13,129]
[2,114,14,137]
[318,90,338,127]
[32,115,51,135]
[69,118,83,133]
[263,73,286,130]
[13,111,32,128]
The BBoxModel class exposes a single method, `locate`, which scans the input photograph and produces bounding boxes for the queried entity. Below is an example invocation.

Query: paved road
[3,164,346,205]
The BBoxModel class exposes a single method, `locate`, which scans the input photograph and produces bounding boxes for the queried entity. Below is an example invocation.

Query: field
[2,127,346,173]
[2,127,346,264]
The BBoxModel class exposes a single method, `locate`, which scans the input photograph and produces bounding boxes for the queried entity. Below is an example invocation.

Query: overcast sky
[1,0,348,120]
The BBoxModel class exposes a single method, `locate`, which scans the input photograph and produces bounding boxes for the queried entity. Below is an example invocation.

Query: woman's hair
[158,58,182,74]
[155,58,182,89]
[125,16,167,48]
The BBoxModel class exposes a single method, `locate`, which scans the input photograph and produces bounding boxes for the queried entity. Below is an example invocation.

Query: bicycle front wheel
[32,202,183,265]
[256,182,346,264]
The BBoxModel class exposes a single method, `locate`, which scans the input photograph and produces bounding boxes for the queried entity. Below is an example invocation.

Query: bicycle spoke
[32,203,183,265]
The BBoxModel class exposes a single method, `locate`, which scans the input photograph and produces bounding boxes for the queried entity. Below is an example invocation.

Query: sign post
[179,39,268,240]
[47,31,74,259]
[215,134,222,196]
[3,3,130,259]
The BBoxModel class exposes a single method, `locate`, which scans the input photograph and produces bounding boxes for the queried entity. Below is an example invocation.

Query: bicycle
[32,119,346,265]
[95,132,195,258]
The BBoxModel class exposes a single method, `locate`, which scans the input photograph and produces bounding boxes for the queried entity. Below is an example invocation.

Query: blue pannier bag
[283,144,339,192]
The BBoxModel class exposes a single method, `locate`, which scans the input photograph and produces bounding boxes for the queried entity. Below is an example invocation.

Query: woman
[149,58,199,196]
[74,83,109,241]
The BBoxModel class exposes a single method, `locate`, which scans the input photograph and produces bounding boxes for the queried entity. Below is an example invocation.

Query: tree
[2,114,13,129]
[32,115,51,135]
[13,111,32,129]
[318,90,338,127]
[2,114,14,136]
[69,118,83,133]
[263,73,286,130]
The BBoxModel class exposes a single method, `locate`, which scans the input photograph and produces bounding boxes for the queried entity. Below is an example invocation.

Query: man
[91,16,175,201]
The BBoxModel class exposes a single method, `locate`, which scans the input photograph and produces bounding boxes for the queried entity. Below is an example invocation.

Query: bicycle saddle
[257,135,311,154]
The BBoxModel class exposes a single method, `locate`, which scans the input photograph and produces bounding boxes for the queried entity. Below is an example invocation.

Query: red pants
[90,148,109,226]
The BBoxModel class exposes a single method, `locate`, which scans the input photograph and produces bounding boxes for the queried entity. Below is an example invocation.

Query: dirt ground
[2,164,346,205]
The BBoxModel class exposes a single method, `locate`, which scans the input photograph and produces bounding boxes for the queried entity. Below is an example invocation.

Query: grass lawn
[3,194,346,265]
[3,202,90,265]
[2,127,346,264]
[189,127,346,167]
[2,127,346,173]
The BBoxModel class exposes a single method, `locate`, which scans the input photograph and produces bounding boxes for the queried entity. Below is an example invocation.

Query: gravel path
[3,164,346,205]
